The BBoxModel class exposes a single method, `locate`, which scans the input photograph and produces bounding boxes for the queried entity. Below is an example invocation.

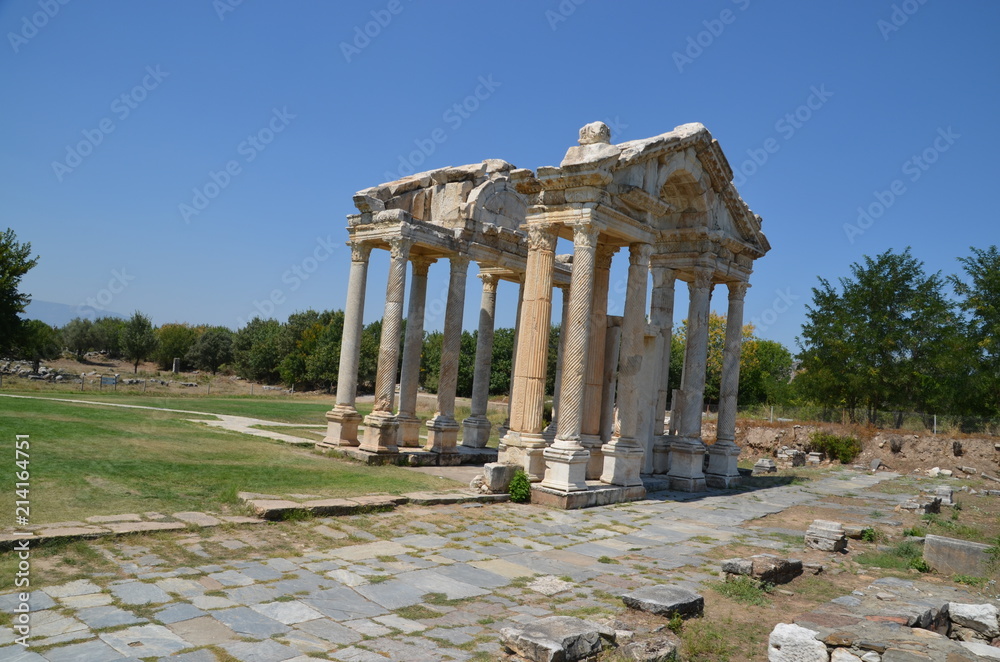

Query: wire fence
[0,371,294,398]
[735,403,1000,436]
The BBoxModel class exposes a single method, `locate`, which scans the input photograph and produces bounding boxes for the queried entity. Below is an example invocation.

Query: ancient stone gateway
[318,121,769,508]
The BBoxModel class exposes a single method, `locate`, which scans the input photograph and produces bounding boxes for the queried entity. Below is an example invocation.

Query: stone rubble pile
[721,554,803,585]
[805,520,848,552]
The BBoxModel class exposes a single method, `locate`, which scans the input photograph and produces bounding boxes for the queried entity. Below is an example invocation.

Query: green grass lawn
[0,396,457,525]
[2,392,348,424]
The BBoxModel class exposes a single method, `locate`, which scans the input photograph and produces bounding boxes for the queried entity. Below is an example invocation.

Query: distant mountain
[22,300,126,328]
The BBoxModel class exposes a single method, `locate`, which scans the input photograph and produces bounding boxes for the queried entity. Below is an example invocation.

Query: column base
[318,406,362,449]
[425,414,460,455]
[667,436,707,492]
[599,438,644,487]
[705,440,742,489]
[580,434,604,480]
[540,444,590,493]
[499,431,548,482]
[461,416,491,449]
[359,411,399,454]
[395,413,422,448]
[652,435,671,474]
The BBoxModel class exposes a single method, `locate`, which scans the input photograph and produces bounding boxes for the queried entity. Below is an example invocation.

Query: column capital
[478,272,500,293]
[595,244,618,269]
[526,224,558,252]
[688,268,714,291]
[350,242,373,263]
[727,281,751,301]
[449,254,471,274]
[572,221,601,249]
[650,264,676,289]
[410,255,437,276]
[628,243,652,267]
[387,236,413,260]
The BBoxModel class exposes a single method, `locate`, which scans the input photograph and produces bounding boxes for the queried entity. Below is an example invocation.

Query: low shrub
[508,469,531,503]
[807,432,862,464]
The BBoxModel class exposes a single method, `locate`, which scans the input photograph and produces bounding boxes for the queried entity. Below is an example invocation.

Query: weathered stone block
[753,458,777,475]
[500,616,615,662]
[616,638,677,661]
[924,534,993,577]
[896,496,941,514]
[948,602,1000,638]
[483,462,518,493]
[806,520,847,552]
[768,623,829,661]
[721,554,803,585]
[620,585,704,618]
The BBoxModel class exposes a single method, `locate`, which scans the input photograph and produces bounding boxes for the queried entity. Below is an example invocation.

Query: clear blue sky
[4,1,998,351]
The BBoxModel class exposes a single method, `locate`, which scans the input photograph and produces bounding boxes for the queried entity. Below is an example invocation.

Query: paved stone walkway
[0,470,902,661]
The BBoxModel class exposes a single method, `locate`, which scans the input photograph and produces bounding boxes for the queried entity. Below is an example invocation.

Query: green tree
[186,327,234,375]
[121,311,159,373]
[17,320,61,373]
[62,317,94,359]
[154,323,198,370]
[950,246,1000,416]
[489,327,516,396]
[796,248,956,423]
[92,316,126,357]
[304,311,345,392]
[0,228,39,355]
[419,329,442,393]
[358,319,383,392]
[232,317,287,383]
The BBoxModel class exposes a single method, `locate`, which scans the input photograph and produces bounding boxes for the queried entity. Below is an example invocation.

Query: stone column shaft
[717,282,749,443]
[397,257,434,447]
[508,227,556,436]
[504,279,525,428]
[426,255,470,455]
[649,265,676,436]
[360,237,412,454]
[600,243,651,487]
[677,270,714,438]
[542,222,600,493]
[321,242,372,448]
[462,273,499,448]
[549,286,571,432]
[582,246,616,438]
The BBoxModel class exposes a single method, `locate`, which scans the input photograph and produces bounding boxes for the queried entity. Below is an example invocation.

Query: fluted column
[501,225,556,481]
[501,278,525,435]
[707,281,749,488]
[600,243,651,487]
[397,256,435,447]
[320,242,372,449]
[360,237,412,454]
[649,263,676,473]
[426,255,470,457]
[668,267,714,491]
[547,285,571,435]
[581,245,616,478]
[541,222,599,493]
[462,272,499,448]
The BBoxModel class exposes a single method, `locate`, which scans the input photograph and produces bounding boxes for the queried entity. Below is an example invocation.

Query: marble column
[581,245,616,478]
[542,222,599,493]
[547,285,571,436]
[426,255,470,459]
[707,281,749,488]
[500,279,525,437]
[397,256,435,447]
[668,268,714,491]
[649,264,676,474]
[462,272,499,448]
[360,237,412,454]
[600,243,651,487]
[321,242,372,449]
[502,226,556,481]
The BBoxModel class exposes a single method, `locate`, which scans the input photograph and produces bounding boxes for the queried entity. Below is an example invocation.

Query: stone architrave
[462,272,499,448]
[542,222,600,493]
[668,268,714,492]
[600,243,651,487]
[426,255,471,458]
[360,237,412,454]
[397,256,435,447]
[321,242,372,449]
[649,263,676,474]
[707,281,749,488]
[502,226,557,481]
[580,244,616,479]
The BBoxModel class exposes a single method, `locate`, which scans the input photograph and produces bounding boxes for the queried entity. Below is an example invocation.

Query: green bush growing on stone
[509,469,531,504]
[807,432,862,464]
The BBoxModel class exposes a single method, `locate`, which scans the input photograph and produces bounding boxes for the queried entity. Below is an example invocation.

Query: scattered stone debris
[721,554,803,585]
[620,586,704,619]
[805,520,847,552]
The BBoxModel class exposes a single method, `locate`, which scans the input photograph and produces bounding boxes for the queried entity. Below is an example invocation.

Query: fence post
[769,406,773,423]
[207,381,211,396]
[250,383,253,396]
[81,373,85,391]
[933,414,937,435]
[142,379,147,393]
